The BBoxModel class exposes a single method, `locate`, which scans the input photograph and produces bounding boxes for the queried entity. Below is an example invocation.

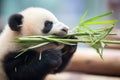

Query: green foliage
[73,11,117,59]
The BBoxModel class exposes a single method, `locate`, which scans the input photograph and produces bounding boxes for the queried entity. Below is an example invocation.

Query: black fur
[3,49,62,80]
[54,44,77,73]
[42,21,53,33]
[53,36,77,73]
[8,14,23,31]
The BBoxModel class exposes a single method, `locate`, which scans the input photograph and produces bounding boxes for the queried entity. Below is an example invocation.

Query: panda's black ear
[8,14,23,31]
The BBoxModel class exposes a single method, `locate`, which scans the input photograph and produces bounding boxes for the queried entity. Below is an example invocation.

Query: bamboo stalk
[17,37,120,44]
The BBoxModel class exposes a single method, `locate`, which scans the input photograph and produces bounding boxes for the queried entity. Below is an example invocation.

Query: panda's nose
[61,28,68,34]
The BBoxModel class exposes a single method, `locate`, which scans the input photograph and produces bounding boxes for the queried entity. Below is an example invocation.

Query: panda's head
[8,7,69,36]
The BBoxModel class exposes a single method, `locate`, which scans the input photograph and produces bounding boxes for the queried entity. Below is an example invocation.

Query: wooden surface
[66,48,120,76]
[45,48,120,80]
[45,72,120,80]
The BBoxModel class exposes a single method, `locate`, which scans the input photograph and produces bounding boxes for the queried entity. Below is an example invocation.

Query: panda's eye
[43,21,53,33]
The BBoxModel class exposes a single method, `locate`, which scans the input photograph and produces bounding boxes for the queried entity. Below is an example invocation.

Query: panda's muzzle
[50,22,69,36]
[53,27,68,36]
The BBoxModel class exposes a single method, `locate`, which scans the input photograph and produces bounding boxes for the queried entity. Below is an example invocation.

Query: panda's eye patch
[45,21,53,28]
[43,21,53,33]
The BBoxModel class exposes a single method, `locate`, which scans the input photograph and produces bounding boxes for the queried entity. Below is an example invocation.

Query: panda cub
[0,7,77,80]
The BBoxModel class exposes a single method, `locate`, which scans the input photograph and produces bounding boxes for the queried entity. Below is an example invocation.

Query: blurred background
[1,0,120,47]
[0,0,120,80]
[0,0,120,30]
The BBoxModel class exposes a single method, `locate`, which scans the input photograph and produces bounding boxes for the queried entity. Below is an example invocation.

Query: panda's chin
[52,31,68,36]
[53,33,67,36]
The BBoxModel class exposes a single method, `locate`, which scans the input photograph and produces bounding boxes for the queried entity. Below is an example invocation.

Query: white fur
[19,7,69,36]
[0,26,21,80]
[0,7,69,80]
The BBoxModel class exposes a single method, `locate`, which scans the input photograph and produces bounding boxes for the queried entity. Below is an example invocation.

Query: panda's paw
[54,43,65,50]
[42,49,62,68]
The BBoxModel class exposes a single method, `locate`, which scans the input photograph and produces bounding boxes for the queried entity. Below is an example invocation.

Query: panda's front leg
[34,49,63,80]
[4,49,62,80]
[41,49,62,69]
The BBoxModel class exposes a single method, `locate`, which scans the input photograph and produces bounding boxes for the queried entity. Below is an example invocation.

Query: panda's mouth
[61,28,68,34]
[53,30,68,36]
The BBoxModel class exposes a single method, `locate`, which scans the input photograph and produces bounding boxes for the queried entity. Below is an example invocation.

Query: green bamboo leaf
[85,20,118,25]
[92,42,103,59]
[72,26,85,33]
[92,25,114,45]
[82,25,94,33]
[92,43,100,54]
[81,11,113,25]
[79,11,88,24]
[94,42,105,59]
[100,41,106,58]
[89,34,94,43]
[15,42,50,58]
